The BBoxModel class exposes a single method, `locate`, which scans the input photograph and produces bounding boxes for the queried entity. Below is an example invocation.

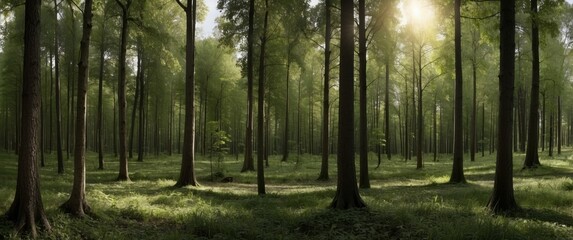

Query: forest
[1,0,573,239]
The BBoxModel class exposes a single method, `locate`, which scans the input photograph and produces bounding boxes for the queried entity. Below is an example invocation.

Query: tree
[487,0,519,213]
[257,0,269,195]
[5,0,51,236]
[114,0,132,181]
[330,0,366,209]
[175,0,199,187]
[54,0,65,175]
[449,0,465,183]
[358,0,370,189]
[242,0,256,172]
[60,0,93,217]
[523,0,541,169]
[317,0,331,181]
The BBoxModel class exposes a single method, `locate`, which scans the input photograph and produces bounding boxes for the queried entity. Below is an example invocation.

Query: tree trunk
[282,52,290,162]
[129,41,142,159]
[317,0,331,181]
[61,0,93,217]
[137,59,145,162]
[385,59,391,161]
[242,0,256,172]
[175,0,198,187]
[523,0,541,168]
[330,0,366,209]
[115,0,131,181]
[97,10,106,170]
[6,0,52,236]
[558,96,561,155]
[256,0,269,195]
[54,0,64,174]
[450,0,465,183]
[487,0,519,213]
[470,60,477,162]
[358,0,370,188]
[416,46,423,169]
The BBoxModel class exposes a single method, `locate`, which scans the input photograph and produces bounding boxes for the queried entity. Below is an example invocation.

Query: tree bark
[523,0,541,168]
[330,0,366,209]
[5,0,52,236]
[129,40,142,159]
[318,0,331,181]
[115,0,132,181]
[242,0,256,172]
[450,0,465,183]
[97,7,106,170]
[175,0,198,187]
[487,0,519,213]
[61,0,93,217]
[558,96,561,155]
[257,0,269,195]
[358,0,370,188]
[54,0,64,175]
[385,59,391,161]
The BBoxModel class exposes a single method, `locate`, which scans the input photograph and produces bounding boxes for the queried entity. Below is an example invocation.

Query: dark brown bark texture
[450,0,465,183]
[330,0,366,209]
[6,0,51,237]
[61,0,94,217]
[487,0,519,213]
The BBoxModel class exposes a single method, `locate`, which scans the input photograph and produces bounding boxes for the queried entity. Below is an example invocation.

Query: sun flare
[399,0,435,26]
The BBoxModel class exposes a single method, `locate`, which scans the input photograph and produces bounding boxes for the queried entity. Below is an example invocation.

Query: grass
[1,149,573,239]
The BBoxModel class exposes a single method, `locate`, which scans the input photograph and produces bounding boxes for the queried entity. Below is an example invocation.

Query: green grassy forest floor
[1,150,573,239]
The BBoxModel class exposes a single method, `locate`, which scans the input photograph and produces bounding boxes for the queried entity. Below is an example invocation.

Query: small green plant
[207,121,231,181]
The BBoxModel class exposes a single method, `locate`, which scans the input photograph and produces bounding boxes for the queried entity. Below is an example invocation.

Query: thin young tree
[449,0,466,183]
[174,0,199,187]
[330,0,366,209]
[487,0,519,213]
[60,0,93,217]
[54,0,65,174]
[114,0,132,181]
[523,0,541,168]
[5,0,51,236]
[242,0,256,172]
[317,0,331,181]
[257,0,269,195]
[358,0,370,189]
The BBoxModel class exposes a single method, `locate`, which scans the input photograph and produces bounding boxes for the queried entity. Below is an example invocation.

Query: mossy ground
[1,150,573,239]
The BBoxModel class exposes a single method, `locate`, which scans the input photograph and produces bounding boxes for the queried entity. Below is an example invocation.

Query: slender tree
[449,0,466,183]
[114,0,132,181]
[241,0,256,172]
[487,0,519,213]
[54,0,65,174]
[330,0,366,209]
[317,0,331,181]
[257,0,269,195]
[60,0,93,217]
[358,0,370,188]
[5,0,51,236]
[523,0,541,168]
[175,0,199,187]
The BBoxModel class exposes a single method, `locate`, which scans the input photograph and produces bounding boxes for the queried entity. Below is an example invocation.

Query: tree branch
[175,0,187,11]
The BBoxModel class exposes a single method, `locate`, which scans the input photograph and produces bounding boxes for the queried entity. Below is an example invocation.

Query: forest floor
[1,150,573,239]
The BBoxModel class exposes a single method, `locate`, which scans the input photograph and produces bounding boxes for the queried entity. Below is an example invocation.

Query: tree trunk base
[487,196,520,214]
[6,199,51,239]
[60,199,91,218]
[116,175,130,181]
[330,193,366,210]
[174,179,199,188]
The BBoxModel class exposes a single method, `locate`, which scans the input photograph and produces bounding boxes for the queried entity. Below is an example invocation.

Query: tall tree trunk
[6,0,52,236]
[97,10,106,170]
[524,0,541,168]
[482,103,485,157]
[385,59,391,161]
[114,0,132,181]
[450,0,465,183]
[416,47,423,169]
[137,60,145,162]
[54,0,64,174]
[318,0,331,180]
[558,96,561,155]
[282,51,290,162]
[175,0,198,187]
[61,0,93,217]
[242,0,256,172]
[470,60,477,162]
[257,0,269,195]
[487,0,519,213]
[129,41,142,159]
[330,0,366,209]
[358,0,370,188]
[541,93,545,152]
